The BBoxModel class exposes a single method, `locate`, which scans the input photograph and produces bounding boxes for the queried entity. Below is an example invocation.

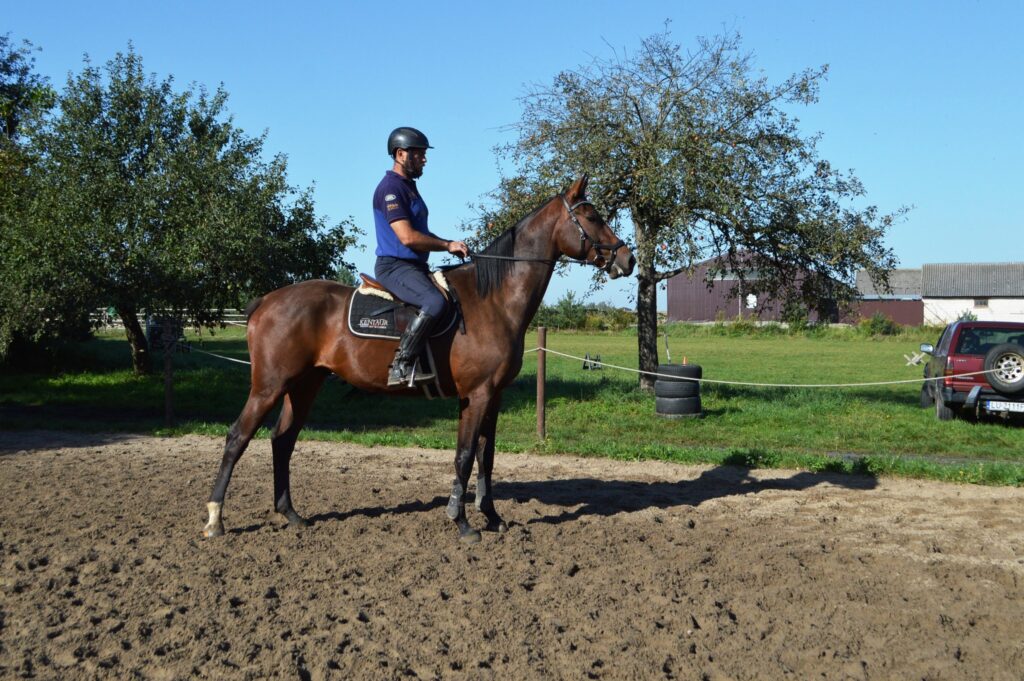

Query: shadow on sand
[497,466,877,526]
[297,465,877,531]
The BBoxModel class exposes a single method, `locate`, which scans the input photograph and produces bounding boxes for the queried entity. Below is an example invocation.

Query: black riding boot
[388,310,435,387]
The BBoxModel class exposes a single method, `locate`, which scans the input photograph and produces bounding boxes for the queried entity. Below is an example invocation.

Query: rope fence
[170,332,986,386]
[159,325,988,437]
[183,343,251,366]
[529,346,994,388]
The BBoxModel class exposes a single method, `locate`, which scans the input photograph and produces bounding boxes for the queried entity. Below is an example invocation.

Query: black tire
[919,382,934,408]
[655,396,702,417]
[655,379,700,398]
[935,394,956,421]
[984,344,1024,395]
[656,364,702,381]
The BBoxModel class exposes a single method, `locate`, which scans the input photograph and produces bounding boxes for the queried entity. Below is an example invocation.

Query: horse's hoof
[281,510,309,528]
[204,502,224,538]
[202,523,224,538]
[485,520,509,533]
[460,528,482,544]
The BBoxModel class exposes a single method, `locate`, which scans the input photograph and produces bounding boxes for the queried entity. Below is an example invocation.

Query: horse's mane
[473,199,550,298]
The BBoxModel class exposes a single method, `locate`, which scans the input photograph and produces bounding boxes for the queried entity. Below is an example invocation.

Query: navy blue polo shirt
[373,170,432,263]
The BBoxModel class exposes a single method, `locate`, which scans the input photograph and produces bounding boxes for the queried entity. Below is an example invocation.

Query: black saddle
[347,273,460,340]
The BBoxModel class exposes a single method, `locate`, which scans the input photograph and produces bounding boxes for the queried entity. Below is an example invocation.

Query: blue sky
[8,1,1023,309]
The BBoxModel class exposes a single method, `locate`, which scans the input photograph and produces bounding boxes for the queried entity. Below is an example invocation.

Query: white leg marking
[203,501,224,537]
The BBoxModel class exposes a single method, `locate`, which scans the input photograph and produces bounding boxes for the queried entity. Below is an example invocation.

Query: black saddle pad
[347,288,457,340]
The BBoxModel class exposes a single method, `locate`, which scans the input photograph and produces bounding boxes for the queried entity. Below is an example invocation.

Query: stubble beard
[403,160,423,180]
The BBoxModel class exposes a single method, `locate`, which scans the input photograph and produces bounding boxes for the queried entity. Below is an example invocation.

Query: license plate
[984,400,1024,413]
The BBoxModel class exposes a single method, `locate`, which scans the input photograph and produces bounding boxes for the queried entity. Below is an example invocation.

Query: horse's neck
[503,261,556,334]
[451,217,560,336]
[490,217,560,334]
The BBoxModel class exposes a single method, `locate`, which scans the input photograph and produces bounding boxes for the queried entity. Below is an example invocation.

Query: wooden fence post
[163,339,174,427]
[156,316,182,428]
[537,326,546,440]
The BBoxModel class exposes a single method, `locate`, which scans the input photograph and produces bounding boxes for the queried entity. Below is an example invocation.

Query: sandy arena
[1,430,1022,680]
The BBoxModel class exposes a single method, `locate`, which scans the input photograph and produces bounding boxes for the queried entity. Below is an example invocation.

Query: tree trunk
[118,306,150,375]
[635,270,660,392]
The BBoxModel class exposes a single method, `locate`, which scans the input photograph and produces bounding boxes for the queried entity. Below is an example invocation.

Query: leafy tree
[9,46,359,373]
[335,264,358,287]
[533,291,587,329]
[477,27,902,389]
[0,34,63,359]
[0,33,52,141]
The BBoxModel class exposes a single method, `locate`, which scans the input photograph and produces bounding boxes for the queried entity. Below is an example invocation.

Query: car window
[936,325,954,354]
[955,329,980,354]
[955,327,1024,355]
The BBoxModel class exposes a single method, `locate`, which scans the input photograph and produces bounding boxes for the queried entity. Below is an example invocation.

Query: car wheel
[919,382,934,408]
[935,394,956,421]
[984,343,1024,395]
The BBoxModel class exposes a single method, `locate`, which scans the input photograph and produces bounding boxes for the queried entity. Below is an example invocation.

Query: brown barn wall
[666,265,830,323]
[843,300,924,326]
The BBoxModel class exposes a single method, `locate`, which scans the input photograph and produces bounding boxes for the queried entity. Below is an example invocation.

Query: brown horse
[203,176,635,542]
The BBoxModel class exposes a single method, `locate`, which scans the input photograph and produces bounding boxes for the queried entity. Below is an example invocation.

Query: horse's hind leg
[474,395,508,533]
[204,388,281,537]
[271,369,326,528]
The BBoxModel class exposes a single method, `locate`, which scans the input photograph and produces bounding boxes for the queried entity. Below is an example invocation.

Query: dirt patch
[1,430,1022,680]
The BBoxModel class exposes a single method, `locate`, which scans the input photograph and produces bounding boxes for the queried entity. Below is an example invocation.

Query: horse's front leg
[448,391,491,543]
[475,394,507,533]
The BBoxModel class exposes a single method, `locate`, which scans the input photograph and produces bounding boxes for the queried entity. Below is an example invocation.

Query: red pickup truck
[920,321,1024,421]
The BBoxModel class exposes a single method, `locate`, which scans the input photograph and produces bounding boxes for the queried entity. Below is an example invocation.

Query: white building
[921,263,1024,324]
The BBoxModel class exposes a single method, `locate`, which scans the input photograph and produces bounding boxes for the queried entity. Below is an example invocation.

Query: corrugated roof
[922,263,1024,297]
[856,269,921,298]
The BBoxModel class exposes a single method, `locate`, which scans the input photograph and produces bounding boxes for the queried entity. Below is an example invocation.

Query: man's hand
[446,240,469,259]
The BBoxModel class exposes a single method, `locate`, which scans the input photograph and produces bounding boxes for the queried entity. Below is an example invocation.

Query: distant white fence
[90,309,248,329]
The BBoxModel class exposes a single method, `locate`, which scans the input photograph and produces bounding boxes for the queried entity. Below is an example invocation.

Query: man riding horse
[372,127,469,387]
[202,158,635,540]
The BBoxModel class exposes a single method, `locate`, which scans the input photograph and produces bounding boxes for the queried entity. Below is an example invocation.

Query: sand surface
[1,430,1022,680]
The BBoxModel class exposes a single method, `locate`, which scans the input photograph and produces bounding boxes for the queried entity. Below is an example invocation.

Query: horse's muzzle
[606,250,636,279]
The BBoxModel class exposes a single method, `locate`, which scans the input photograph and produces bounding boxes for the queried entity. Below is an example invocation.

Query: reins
[468,251,562,264]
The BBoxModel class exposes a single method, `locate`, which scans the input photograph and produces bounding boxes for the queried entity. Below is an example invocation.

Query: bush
[531,294,635,331]
[957,309,978,322]
[858,312,901,337]
[781,300,810,332]
[583,313,609,331]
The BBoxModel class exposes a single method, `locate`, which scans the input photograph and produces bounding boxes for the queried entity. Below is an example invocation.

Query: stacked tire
[655,364,702,418]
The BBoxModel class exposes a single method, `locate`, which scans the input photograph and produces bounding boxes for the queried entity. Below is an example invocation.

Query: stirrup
[406,358,435,387]
[386,358,434,388]
[387,362,412,388]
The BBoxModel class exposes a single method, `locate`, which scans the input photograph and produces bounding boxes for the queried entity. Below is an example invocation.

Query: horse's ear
[567,174,589,202]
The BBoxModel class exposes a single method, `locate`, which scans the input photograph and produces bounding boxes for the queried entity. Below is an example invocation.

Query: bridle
[561,196,627,271]
[467,194,627,270]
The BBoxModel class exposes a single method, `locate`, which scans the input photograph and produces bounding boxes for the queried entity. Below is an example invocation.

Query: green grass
[3,325,1023,486]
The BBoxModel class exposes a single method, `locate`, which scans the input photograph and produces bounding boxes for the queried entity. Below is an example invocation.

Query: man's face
[397,147,427,179]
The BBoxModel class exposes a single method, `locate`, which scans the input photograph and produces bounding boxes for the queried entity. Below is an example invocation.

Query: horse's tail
[243,297,263,320]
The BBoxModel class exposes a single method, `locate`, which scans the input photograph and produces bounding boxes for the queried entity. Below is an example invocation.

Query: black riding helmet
[387,127,432,157]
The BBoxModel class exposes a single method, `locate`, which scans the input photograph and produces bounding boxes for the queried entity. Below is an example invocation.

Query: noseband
[561,196,626,270]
